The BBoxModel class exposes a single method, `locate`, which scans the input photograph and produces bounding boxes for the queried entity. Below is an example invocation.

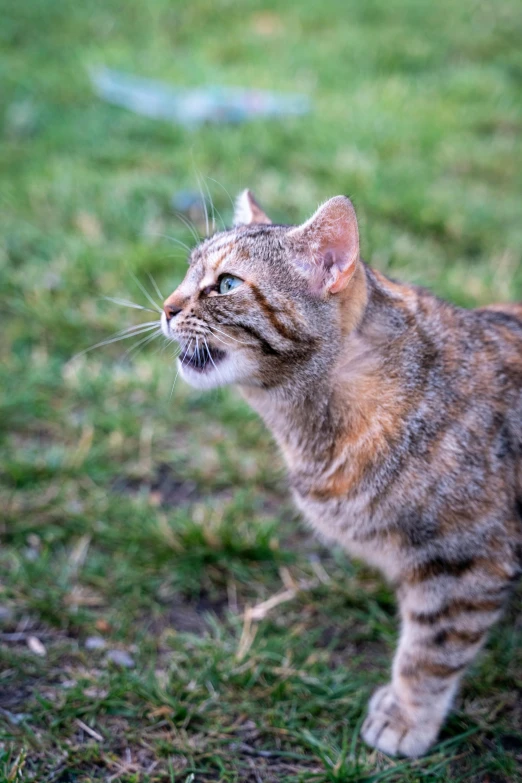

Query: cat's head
[161,192,364,391]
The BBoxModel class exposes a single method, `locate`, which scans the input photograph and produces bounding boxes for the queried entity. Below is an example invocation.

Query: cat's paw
[361,684,439,758]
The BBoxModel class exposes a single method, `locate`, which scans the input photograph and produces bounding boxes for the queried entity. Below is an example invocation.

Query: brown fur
[160,192,522,757]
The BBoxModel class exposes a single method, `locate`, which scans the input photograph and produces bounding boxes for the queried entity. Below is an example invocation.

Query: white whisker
[123,328,162,358]
[147,273,165,303]
[201,175,216,233]
[206,329,228,348]
[203,176,226,231]
[211,202,226,233]
[208,324,252,346]
[195,172,210,237]
[90,320,160,339]
[103,296,159,314]
[173,211,200,244]
[206,177,235,212]
[170,336,192,400]
[130,272,163,313]
[155,234,192,253]
[74,322,160,358]
[169,362,181,401]
[203,335,219,373]
[153,336,177,358]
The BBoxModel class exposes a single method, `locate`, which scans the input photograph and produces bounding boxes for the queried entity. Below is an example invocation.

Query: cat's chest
[292,488,402,582]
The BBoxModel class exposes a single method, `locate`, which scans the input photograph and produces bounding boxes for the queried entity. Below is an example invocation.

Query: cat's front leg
[361,574,507,757]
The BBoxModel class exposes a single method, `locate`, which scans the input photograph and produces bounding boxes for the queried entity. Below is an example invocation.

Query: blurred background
[2,1,522,780]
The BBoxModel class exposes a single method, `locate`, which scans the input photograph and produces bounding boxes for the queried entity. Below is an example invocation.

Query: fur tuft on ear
[234,189,272,227]
[287,196,359,294]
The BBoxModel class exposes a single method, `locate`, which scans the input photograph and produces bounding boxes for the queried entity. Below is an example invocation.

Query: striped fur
[161,193,522,757]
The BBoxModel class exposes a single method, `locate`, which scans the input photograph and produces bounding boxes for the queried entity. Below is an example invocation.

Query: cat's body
[161,192,522,757]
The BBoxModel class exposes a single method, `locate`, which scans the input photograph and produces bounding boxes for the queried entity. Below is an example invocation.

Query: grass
[2,0,522,780]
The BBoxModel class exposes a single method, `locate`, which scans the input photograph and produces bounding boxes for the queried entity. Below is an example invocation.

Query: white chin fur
[178,353,239,390]
[161,313,255,389]
[160,312,171,338]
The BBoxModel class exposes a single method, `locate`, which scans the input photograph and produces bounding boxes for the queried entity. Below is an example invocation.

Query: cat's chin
[178,353,238,390]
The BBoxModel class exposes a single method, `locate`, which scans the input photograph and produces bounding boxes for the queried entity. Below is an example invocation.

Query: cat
[160,190,522,757]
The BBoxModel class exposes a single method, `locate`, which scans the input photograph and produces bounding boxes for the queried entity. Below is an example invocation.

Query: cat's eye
[218,274,243,295]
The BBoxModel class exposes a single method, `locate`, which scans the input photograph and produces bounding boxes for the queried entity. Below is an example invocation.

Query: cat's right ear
[287,196,359,295]
[234,190,272,226]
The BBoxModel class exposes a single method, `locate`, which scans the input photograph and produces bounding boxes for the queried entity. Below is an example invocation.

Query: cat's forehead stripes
[192,233,239,275]
[200,232,238,258]
[197,248,233,289]
[208,243,240,272]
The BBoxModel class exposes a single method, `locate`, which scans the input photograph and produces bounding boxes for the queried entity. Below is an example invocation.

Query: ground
[2,0,522,780]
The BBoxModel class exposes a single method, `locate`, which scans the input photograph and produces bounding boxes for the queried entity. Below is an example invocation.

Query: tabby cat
[160,191,522,757]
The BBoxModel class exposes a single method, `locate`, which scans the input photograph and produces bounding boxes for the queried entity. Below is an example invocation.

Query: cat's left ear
[234,189,272,226]
[287,196,359,294]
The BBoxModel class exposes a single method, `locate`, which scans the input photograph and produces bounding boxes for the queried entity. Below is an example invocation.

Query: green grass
[2,0,522,780]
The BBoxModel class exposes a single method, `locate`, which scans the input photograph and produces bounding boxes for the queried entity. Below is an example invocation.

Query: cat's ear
[287,196,359,294]
[234,189,272,226]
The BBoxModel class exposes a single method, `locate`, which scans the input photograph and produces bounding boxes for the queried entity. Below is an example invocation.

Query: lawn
[2,0,522,780]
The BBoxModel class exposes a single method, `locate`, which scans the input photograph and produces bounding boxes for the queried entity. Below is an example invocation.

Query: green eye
[218,275,242,295]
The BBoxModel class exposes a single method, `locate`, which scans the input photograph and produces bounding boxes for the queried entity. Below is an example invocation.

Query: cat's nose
[163,300,182,320]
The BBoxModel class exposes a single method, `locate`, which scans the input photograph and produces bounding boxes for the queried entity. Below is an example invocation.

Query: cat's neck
[241,263,412,475]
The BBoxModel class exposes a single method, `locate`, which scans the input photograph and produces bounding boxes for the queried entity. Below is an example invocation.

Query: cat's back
[473,301,522,488]
[352,276,522,509]
[471,300,522,394]
[479,301,522,320]
[475,300,522,354]
[398,290,522,516]
[408,285,522,390]
[367,270,522,402]
[408,290,522,453]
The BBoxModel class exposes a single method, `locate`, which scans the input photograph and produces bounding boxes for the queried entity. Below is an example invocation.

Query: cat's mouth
[180,343,227,373]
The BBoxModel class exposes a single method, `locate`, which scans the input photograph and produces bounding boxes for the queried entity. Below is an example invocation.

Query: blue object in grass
[90,68,310,126]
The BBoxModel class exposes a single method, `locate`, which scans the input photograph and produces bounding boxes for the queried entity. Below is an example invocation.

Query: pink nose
[163,302,182,320]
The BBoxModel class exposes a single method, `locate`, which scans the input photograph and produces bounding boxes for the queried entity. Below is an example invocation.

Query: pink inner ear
[323,249,336,270]
[290,196,359,293]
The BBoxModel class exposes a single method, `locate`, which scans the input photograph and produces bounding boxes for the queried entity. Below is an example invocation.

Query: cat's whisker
[103,297,159,315]
[147,273,165,303]
[208,324,252,346]
[84,319,160,341]
[155,234,192,253]
[123,328,163,359]
[203,335,219,373]
[206,176,235,212]
[195,172,210,237]
[153,336,177,359]
[173,211,200,244]
[169,336,192,400]
[105,320,161,337]
[169,361,181,401]
[205,327,238,352]
[201,175,219,233]
[211,203,226,233]
[130,272,163,313]
[203,176,226,231]
[205,328,229,349]
[74,322,161,359]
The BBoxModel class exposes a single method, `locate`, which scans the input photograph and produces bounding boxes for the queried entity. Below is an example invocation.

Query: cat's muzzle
[180,343,227,373]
